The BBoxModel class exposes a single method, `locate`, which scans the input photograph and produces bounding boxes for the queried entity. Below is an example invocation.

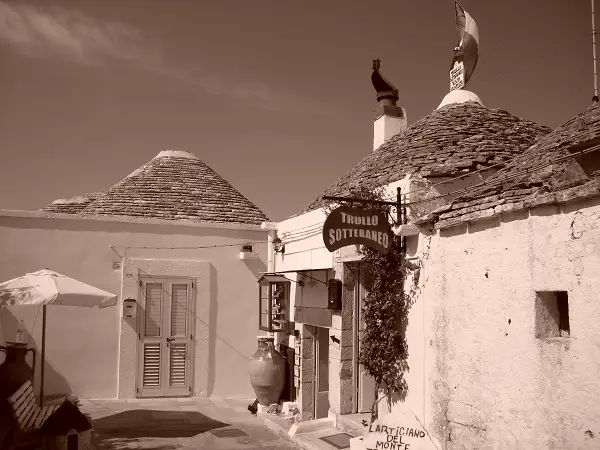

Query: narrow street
[80,397,300,450]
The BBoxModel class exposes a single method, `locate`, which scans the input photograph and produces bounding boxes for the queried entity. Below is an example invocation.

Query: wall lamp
[272,237,285,254]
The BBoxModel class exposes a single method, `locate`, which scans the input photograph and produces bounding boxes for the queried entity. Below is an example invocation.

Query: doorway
[315,326,330,419]
[354,264,376,413]
[137,277,194,397]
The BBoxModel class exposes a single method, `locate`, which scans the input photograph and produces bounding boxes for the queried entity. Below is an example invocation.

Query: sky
[0,0,594,221]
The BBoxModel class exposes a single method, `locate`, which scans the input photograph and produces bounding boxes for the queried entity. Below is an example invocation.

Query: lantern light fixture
[272,237,285,253]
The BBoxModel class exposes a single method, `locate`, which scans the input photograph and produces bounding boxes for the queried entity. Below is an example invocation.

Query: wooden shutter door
[137,278,194,398]
[138,282,163,397]
[165,282,192,396]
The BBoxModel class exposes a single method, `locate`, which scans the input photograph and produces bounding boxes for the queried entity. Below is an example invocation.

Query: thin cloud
[0,1,331,114]
[0,1,144,64]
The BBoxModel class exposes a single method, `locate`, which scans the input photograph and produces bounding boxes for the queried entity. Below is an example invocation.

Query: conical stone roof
[300,100,551,215]
[42,150,268,226]
[422,102,600,230]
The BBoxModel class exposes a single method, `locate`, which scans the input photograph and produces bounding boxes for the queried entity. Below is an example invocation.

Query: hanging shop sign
[322,205,392,255]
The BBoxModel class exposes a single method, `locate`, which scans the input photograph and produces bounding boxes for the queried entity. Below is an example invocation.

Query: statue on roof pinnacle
[371,59,398,103]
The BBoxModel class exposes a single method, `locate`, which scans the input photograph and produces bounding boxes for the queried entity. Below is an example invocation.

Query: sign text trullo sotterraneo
[322,206,393,255]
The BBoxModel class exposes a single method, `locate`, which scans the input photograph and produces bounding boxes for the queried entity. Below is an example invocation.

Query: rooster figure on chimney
[371,59,398,102]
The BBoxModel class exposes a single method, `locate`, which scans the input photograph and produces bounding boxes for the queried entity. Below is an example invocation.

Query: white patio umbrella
[0,269,118,405]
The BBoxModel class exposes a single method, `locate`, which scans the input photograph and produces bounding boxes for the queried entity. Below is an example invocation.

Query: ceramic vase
[249,336,285,406]
[0,342,36,398]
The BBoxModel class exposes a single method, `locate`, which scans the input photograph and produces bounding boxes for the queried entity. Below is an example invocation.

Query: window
[257,274,291,332]
[535,291,570,339]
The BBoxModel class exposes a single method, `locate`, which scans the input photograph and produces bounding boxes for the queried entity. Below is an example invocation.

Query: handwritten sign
[450,60,465,91]
[323,206,392,255]
[363,407,438,450]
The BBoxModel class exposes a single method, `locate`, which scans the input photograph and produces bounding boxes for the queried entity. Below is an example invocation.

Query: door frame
[353,264,359,413]
[353,263,376,413]
[314,326,330,419]
[136,275,196,398]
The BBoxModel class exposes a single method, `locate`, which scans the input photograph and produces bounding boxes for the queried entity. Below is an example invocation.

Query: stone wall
[299,325,316,421]
[413,197,600,449]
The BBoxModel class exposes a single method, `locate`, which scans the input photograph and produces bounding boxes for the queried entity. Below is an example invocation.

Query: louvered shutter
[145,283,162,337]
[169,343,187,386]
[142,343,161,387]
[170,284,188,336]
[142,283,162,388]
[169,284,188,387]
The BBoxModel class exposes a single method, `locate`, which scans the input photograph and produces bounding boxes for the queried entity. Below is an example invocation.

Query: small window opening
[67,433,79,450]
[242,244,253,252]
[573,150,600,178]
[535,291,570,339]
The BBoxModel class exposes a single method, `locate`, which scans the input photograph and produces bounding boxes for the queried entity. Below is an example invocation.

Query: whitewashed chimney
[372,59,407,151]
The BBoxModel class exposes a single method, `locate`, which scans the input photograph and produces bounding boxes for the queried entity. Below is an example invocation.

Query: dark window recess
[535,291,570,338]
[242,244,253,252]
[68,434,78,450]
[557,291,570,336]
[278,344,296,402]
[569,138,600,178]
[574,153,600,178]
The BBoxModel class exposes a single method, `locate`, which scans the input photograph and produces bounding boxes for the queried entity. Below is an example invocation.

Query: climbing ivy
[323,186,423,424]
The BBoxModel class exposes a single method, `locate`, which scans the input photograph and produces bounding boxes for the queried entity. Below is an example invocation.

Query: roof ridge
[154,150,200,160]
[295,102,550,217]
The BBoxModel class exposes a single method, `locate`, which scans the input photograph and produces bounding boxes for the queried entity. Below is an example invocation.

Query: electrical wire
[281,221,325,234]
[122,240,270,256]
[282,225,324,238]
[297,271,328,285]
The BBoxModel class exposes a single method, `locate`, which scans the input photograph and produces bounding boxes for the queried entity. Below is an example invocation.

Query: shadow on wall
[204,264,258,396]
[207,265,218,396]
[241,258,267,280]
[0,308,72,399]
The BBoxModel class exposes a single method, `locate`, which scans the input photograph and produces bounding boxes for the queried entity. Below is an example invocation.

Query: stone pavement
[257,412,366,450]
[78,396,301,449]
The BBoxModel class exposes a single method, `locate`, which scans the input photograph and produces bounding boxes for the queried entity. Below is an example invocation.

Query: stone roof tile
[42,151,268,226]
[39,192,104,214]
[299,101,550,215]
[427,103,600,229]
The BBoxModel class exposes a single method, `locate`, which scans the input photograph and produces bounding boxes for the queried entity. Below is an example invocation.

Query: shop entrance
[314,326,330,419]
[354,264,376,413]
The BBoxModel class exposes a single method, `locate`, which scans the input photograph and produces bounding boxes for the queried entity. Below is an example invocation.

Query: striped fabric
[450,1,480,90]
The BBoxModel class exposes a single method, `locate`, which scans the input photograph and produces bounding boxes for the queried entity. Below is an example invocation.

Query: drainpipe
[268,231,277,273]
[261,222,278,273]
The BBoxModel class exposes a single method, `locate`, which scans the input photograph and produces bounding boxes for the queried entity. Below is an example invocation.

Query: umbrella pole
[40,304,46,407]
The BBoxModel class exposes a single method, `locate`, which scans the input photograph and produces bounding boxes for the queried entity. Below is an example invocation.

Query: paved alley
[79,397,300,450]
